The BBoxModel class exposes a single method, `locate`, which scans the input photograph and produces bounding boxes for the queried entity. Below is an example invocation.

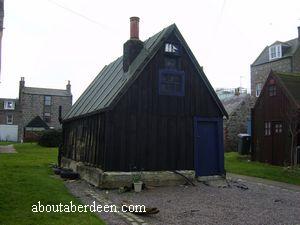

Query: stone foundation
[61,157,196,189]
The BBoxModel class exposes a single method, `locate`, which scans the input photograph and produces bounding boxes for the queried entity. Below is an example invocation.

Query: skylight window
[269,44,282,60]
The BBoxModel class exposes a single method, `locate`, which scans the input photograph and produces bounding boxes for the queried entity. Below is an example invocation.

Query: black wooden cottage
[252,71,300,166]
[62,17,228,177]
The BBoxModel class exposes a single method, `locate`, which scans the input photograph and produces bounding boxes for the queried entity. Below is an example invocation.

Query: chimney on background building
[19,77,25,100]
[298,26,300,42]
[19,77,25,88]
[123,17,144,72]
[66,80,71,94]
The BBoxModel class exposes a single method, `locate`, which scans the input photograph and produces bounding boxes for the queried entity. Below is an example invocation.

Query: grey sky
[0,0,300,101]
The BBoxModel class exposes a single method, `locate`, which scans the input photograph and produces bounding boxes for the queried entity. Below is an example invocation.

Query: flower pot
[133,181,143,192]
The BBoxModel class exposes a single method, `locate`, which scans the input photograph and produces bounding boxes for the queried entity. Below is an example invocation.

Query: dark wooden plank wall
[62,113,105,168]
[252,75,292,165]
[104,32,223,171]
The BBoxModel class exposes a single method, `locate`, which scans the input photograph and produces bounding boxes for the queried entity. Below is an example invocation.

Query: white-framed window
[265,122,271,136]
[4,101,15,110]
[165,43,180,54]
[256,83,262,97]
[269,44,282,60]
[6,115,13,125]
[275,123,283,134]
[44,96,52,106]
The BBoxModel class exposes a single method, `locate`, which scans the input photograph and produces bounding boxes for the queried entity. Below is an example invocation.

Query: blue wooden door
[194,118,224,176]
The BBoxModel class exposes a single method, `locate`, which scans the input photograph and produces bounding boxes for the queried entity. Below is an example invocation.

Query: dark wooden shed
[62,18,228,177]
[252,71,300,165]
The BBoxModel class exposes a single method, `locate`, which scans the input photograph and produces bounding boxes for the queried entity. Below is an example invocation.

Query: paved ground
[66,176,300,225]
[0,145,16,153]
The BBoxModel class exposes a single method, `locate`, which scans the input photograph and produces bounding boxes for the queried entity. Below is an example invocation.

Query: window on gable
[4,101,15,110]
[44,112,51,123]
[165,43,180,54]
[256,83,262,97]
[268,85,276,96]
[6,115,13,125]
[44,96,52,106]
[269,44,282,60]
[159,69,185,96]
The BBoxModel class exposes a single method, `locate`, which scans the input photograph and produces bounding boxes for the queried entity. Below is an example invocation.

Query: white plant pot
[133,181,143,192]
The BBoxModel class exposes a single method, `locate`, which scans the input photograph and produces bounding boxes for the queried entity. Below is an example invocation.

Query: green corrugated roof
[64,24,228,121]
[64,25,170,120]
[274,71,300,107]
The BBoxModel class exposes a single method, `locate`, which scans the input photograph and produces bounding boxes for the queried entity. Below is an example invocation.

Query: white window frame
[4,101,15,110]
[269,44,282,60]
[275,123,283,134]
[6,115,13,125]
[256,83,262,97]
[165,43,179,54]
[264,122,271,136]
[44,96,52,106]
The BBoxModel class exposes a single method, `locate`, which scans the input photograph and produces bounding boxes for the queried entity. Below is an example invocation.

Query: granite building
[0,77,72,141]
[251,26,300,98]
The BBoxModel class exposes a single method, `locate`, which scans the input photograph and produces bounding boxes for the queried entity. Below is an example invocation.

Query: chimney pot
[66,80,71,94]
[130,17,140,40]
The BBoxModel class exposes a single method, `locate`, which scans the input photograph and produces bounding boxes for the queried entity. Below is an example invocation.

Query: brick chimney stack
[123,17,143,72]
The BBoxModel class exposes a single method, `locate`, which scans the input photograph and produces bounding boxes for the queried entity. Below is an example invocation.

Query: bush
[38,129,62,147]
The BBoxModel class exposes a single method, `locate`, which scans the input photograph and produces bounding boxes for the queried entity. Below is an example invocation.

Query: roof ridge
[24,86,68,91]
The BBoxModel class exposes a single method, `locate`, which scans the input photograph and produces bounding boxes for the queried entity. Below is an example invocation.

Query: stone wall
[251,57,292,97]
[19,93,72,140]
[20,93,72,129]
[292,48,300,72]
[61,157,196,189]
[223,95,255,152]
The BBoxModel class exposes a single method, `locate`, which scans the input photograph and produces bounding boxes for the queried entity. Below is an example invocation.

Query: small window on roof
[165,43,180,54]
[269,44,282,60]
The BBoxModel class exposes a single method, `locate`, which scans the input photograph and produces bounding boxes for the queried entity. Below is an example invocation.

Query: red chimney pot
[130,17,140,40]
